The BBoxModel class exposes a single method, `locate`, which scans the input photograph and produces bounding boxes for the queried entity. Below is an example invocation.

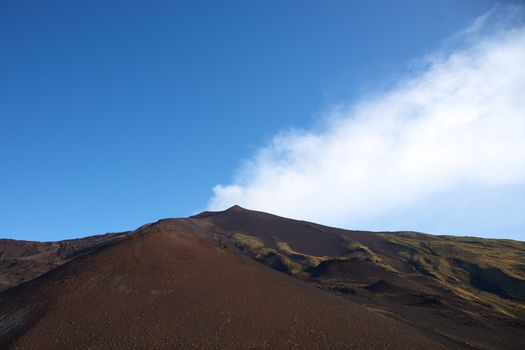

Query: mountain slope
[1,206,524,349]
[0,222,444,349]
[190,206,525,349]
[0,232,128,292]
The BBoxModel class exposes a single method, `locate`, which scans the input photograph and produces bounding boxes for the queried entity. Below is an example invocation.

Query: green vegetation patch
[274,241,327,267]
[230,233,275,260]
[381,232,525,303]
[339,238,397,272]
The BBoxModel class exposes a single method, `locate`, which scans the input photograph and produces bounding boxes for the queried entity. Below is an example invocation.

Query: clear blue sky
[0,0,517,241]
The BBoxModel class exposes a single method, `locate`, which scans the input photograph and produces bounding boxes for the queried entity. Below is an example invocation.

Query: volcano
[1,206,524,349]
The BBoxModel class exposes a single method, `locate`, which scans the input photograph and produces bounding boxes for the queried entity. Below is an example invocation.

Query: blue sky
[1,1,524,241]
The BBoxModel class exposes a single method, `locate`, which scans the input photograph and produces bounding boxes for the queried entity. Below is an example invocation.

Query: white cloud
[208,8,525,236]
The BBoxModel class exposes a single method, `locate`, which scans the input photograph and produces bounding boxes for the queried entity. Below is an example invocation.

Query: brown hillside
[191,206,525,349]
[0,223,444,349]
[1,206,524,349]
[0,232,128,292]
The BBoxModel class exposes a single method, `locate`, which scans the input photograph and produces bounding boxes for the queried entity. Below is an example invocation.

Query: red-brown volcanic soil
[2,206,524,349]
[0,224,445,349]
[194,205,349,257]
[0,232,127,292]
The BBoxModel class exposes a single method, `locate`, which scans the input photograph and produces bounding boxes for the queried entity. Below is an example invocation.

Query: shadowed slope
[0,232,128,292]
[194,205,355,257]
[190,206,525,349]
[0,223,445,350]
